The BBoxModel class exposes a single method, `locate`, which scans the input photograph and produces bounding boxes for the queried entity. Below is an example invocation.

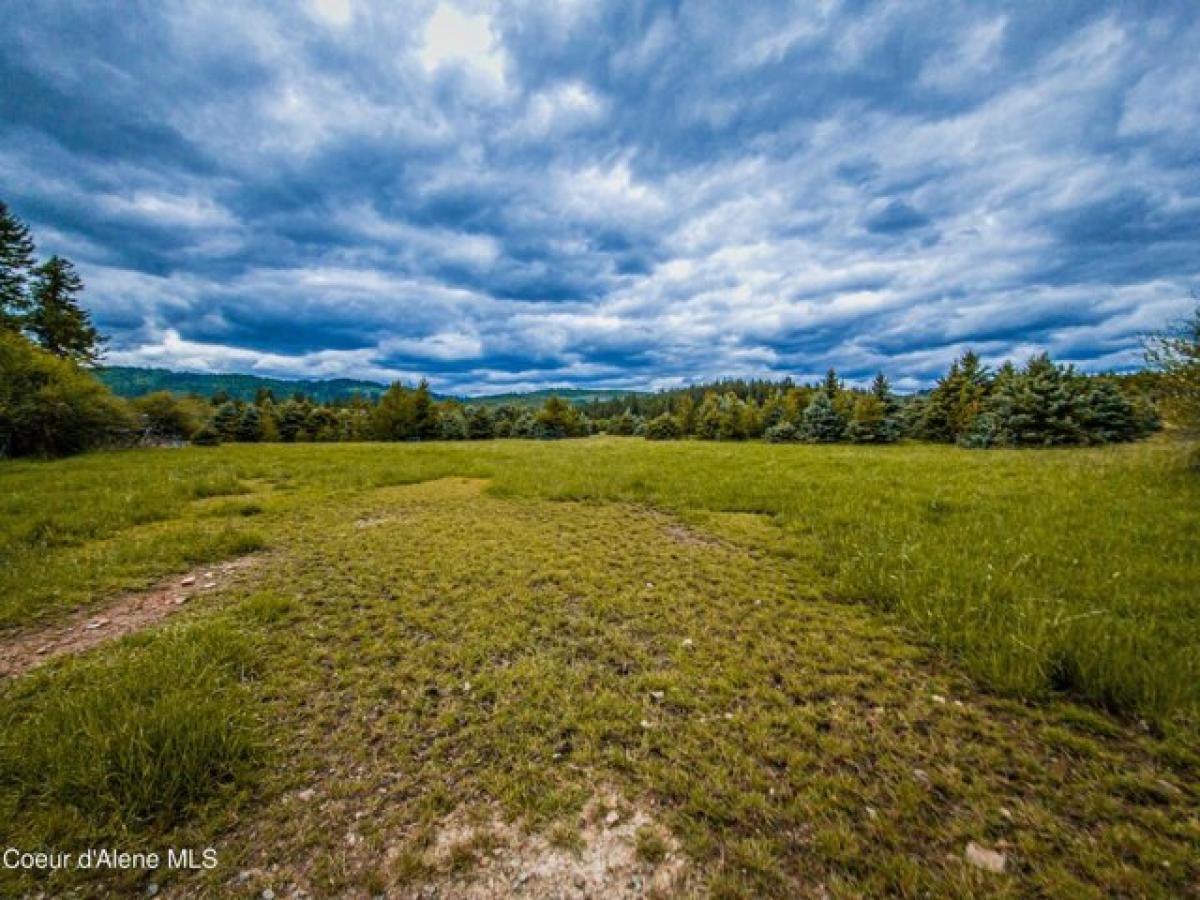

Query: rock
[261,890,276,900]
[201,581,218,590]
[681,638,694,649]
[605,810,620,827]
[931,694,947,704]
[35,644,52,655]
[84,618,109,630]
[965,842,1006,873]
[173,597,187,605]
[645,582,654,589]
[649,690,665,701]
[296,788,315,802]
[145,883,159,897]
[640,719,653,729]
[180,576,196,586]
[912,768,930,783]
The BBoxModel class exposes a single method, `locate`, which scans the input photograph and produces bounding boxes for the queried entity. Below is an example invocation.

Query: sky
[2,1,1198,394]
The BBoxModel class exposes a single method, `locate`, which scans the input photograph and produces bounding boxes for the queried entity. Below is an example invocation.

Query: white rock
[605,811,620,827]
[681,638,694,648]
[649,690,665,700]
[965,842,1006,873]
[180,576,196,587]
[296,788,315,802]
[931,694,947,704]
[261,890,276,900]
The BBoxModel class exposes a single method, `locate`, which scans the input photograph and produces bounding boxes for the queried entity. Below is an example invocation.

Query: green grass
[0,439,1197,896]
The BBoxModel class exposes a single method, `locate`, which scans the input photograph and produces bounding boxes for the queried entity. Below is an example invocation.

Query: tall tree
[0,201,36,331]
[1145,303,1200,433]
[27,256,101,364]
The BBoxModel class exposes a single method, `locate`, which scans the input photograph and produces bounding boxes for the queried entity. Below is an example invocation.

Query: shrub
[0,331,133,457]
[131,391,206,441]
[764,421,799,443]
[644,412,680,440]
[191,423,222,446]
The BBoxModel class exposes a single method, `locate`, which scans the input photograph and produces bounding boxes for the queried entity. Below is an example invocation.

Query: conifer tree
[212,402,242,441]
[27,256,102,364]
[800,392,846,442]
[987,353,1081,446]
[846,394,896,443]
[0,201,36,331]
[467,405,494,439]
[236,405,263,442]
[920,350,991,442]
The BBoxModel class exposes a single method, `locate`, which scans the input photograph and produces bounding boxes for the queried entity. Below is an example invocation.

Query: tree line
[1,199,1197,458]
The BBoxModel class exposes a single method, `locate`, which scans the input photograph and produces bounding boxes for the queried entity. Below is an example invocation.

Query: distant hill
[97,366,388,403]
[96,366,647,407]
[469,388,645,407]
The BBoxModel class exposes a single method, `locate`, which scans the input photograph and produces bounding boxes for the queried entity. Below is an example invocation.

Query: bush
[764,421,799,443]
[131,391,205,441]
[644,412,680,440]
[0,331,133,457]
[191,423,222,446]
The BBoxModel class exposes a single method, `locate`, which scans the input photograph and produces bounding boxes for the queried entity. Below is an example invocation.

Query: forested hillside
[97,366,388,403]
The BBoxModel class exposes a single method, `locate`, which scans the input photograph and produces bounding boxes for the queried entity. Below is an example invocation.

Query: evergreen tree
[412,379,439,439]
[921,350,991,442]
[822,367,842,398]
[236,405,263,442]
[372,383,415,440]
[987,354,1081,446]
[278,400,309,441]
[800,392,846,442]
[535,396,580,438]
[27,256,101,364]
[0,201,36,331]
[1077,381,1138,444]
[846,394,896,443]
[212,402,242,441]
[467,405,494,439]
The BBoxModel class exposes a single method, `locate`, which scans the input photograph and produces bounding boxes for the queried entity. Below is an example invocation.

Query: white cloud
[420,3,506,85]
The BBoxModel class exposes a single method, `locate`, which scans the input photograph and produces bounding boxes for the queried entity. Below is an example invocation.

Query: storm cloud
[2,0,1197,393]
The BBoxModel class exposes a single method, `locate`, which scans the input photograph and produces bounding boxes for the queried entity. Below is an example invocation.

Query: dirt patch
[0,556,262,680]
[663,523,724,548]
[413,793,694,899]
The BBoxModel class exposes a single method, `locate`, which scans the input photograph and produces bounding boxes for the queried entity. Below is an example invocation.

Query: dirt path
[0,556,262,680]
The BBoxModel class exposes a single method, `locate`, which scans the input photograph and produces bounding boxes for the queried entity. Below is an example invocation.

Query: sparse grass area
[0,439,1197,897]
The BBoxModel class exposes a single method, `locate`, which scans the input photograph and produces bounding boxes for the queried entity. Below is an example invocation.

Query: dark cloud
[1,0,1197,393]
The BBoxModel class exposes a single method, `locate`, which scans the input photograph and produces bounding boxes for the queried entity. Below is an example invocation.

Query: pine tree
[1077,381,1138,444]
[27,256,101,364]
[0,201,36,331]
[846,394,896,443]
[920,351,991,442]
[236,405,263,442]
[467,405,494,439]
[800,392,846,442]
[987,353,1082,446]
[412,379,439,439]
[212,402,242,441]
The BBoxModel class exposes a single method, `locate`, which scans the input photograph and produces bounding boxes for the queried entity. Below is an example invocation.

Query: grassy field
[1,438,1197,897]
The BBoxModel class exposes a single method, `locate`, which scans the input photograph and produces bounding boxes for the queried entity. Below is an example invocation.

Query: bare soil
[0,556,261,679]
